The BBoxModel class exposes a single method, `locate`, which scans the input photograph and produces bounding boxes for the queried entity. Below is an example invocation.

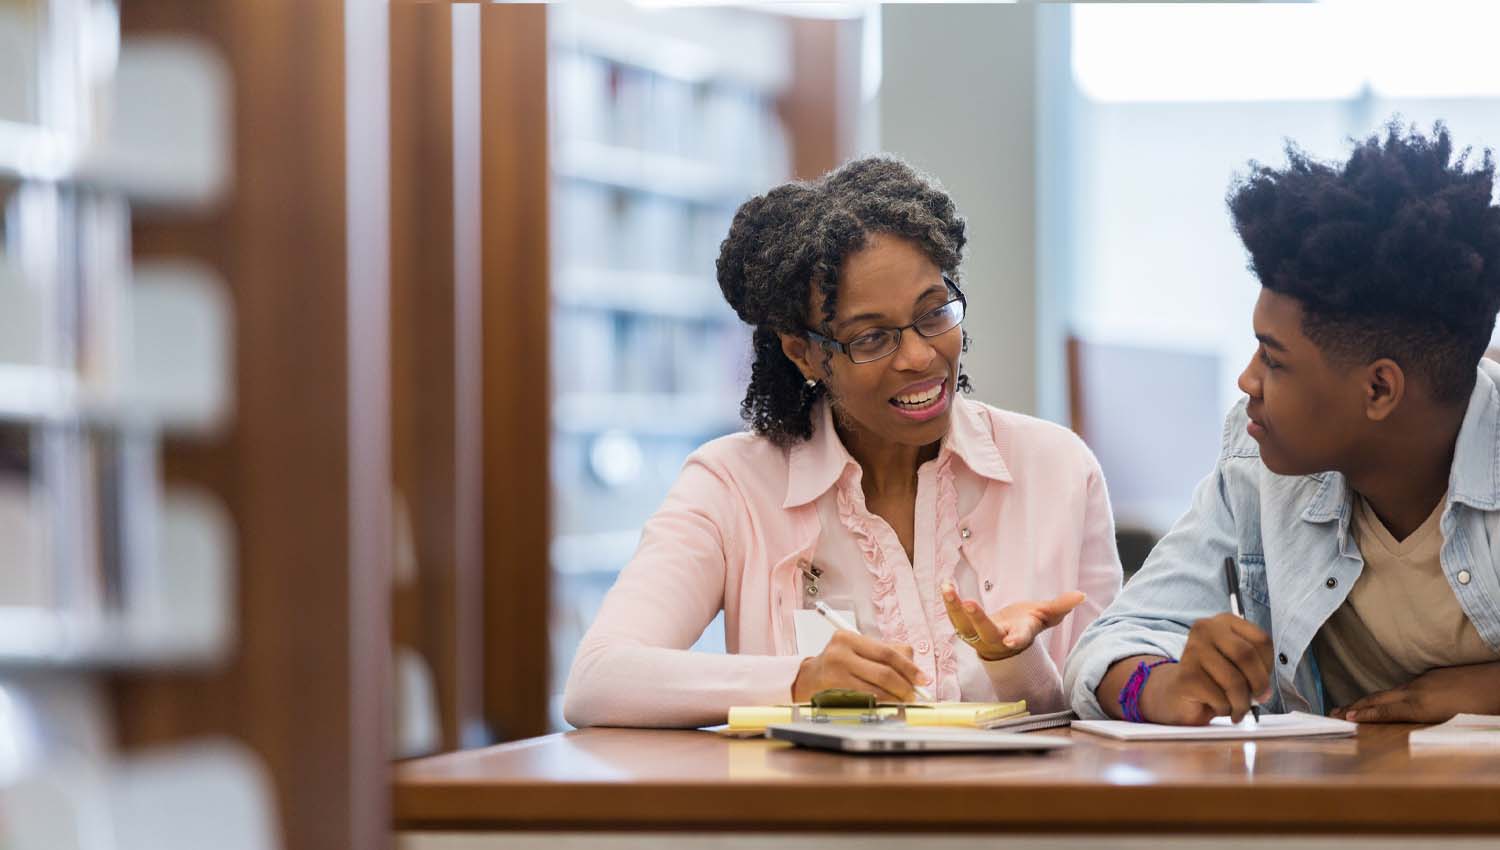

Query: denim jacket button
[1457,569,1472,586]
[1278,652,1289,665]
[1325,577,1338,589]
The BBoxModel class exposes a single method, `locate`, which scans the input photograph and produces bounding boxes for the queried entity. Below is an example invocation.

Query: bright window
[1074,1,1500,103]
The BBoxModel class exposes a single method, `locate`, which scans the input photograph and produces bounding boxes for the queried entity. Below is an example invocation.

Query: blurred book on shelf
[545,0,798,729]
[1,4,256,847]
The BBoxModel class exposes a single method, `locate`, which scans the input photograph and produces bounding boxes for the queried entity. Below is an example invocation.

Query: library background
[3,1,1500,849]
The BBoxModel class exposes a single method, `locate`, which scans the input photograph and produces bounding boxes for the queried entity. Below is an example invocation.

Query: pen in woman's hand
[812,600,935,702]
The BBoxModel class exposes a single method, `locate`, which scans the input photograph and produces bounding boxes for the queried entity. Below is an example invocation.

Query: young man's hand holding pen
[1096,557,1273,725]
[1223,556,1264,722]
[1138,614,1274,725]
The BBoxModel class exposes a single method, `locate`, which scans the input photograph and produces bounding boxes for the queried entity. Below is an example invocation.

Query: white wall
[878,4,1044,418]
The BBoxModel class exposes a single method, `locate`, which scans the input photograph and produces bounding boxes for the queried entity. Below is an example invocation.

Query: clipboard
[725,689,1030,735]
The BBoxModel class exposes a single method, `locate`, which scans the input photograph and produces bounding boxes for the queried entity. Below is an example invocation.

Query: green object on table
[810,689,877,710]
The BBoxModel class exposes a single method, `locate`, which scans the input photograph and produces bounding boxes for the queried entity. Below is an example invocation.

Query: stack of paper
[1409,714,1500,749]
[726,705,899,732]
[725,700,1027,734]
[1071,711,1357,741]
[904,701,1028,728]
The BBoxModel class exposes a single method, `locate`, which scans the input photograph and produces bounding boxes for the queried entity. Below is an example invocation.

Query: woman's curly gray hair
[715,155,971,445]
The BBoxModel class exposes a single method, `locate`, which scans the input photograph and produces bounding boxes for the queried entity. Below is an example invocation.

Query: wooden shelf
[0,363,225,433]
[0,608,229,669]
[0,120,75,183]
[0,117,225,207]
[0,364,79,423]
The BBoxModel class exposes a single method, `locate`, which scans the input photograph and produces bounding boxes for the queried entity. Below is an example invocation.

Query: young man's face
[1236,288,1371,476]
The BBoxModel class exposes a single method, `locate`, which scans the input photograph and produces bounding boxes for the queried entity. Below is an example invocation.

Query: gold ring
[959,632,981,644]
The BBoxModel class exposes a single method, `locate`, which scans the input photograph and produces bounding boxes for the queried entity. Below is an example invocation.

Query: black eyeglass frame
[803,275,967,365]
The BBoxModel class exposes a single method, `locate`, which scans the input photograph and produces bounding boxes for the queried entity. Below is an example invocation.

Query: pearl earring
[804,378,818,389]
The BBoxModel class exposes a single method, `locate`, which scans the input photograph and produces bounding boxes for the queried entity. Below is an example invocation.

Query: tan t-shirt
[1314,494,1500,709]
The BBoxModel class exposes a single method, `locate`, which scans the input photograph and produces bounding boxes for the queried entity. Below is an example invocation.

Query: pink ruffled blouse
[564,395,1123,728]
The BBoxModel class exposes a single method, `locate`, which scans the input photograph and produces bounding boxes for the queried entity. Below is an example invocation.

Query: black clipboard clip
[795,689,906,724]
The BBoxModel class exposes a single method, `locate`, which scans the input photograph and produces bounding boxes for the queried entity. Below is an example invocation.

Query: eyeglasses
[805,276,967,365]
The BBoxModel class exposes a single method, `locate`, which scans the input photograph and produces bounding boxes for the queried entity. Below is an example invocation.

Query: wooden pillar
[479,2,551,742]
[390,0,484,754]
[782,18,844,180]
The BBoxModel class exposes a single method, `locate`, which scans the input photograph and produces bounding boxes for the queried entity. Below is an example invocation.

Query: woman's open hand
[941,582,1085,662]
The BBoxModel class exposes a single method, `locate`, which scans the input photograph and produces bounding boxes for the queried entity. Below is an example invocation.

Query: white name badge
[793,607,857,657]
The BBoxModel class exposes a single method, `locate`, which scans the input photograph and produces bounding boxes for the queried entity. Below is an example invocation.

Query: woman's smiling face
[781,233,964,448]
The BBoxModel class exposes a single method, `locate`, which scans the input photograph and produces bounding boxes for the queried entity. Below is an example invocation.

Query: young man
[1064,122,1500,725]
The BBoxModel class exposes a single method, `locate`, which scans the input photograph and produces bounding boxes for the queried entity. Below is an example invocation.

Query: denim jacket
[1065,360,1500,718]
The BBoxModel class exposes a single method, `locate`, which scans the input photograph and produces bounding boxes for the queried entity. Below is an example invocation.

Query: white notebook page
[1072,711,1357,741]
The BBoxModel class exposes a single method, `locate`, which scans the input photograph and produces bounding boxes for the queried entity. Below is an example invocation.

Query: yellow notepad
[726,700,1026,733]
[903,701,1028,728]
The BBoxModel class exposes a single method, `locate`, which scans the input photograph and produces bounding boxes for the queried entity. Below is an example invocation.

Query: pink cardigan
[563,395,1122,728]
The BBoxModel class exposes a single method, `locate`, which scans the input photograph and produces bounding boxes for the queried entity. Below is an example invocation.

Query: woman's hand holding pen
[791,630,932,703]
[1143,614,1274,725]
[941,583,1086,662]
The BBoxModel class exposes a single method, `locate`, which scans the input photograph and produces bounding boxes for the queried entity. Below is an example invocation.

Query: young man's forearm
[1093,654,1169,720]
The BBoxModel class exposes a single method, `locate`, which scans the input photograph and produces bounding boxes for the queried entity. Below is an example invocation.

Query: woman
[564,156,1121,728]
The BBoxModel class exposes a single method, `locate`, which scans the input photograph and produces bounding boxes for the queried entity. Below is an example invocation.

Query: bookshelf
[545,1,801,728]
[0,3,234,673]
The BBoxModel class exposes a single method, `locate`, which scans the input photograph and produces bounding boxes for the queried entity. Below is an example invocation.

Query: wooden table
[394,725,1500,849]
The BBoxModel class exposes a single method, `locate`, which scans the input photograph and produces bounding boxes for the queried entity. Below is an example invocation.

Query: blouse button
[983,580,994,592]
[1458,570,1472,586]
[916,640,931,654]
[960,527,972,540]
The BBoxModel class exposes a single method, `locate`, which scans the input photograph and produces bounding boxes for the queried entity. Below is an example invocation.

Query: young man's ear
[779,331,818,382]
[1364,358,1406,422]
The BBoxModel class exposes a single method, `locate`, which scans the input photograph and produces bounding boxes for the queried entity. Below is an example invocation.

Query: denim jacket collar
[1448,360,1500,511]
[1297,362,1500,539]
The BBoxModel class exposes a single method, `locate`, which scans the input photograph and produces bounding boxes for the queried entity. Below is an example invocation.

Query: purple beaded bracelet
[1118,658,1177,723]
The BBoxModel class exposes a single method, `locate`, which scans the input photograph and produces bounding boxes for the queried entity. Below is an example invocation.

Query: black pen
[1222,556,1262,722]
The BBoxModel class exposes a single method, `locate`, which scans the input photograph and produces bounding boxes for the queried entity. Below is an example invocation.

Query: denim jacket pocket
[1236,554,1273,630]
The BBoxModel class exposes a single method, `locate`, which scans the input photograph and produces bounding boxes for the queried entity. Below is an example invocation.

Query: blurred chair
[1115,525,1161,585]
[1068,335,1222,576]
